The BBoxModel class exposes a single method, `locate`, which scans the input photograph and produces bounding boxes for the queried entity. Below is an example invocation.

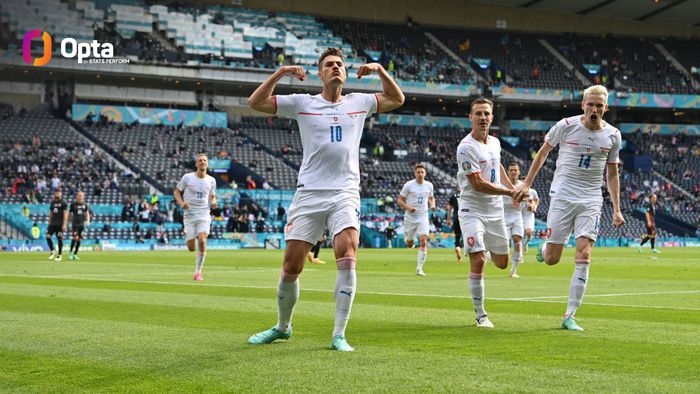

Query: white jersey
[545,116,621,202]
[399,179,434,222]
[502,180,523,221]
[522,188,539,215]
[456,133,503,217]
[276,93,378,191]
[176,172,216,220]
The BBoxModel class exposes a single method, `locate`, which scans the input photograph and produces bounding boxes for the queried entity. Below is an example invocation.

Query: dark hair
[507,162,520,168]
[318,47,344,69]
[469,97,494,113]
[415,163,426,171]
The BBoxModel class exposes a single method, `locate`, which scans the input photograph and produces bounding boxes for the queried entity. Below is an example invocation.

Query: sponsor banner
[72,104,227,128]
[618,123,700,136]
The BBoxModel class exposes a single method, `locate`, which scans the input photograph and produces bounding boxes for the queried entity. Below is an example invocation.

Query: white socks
[510,250,521,274]
[565,262,590,317]
[276,275,300,333]
[417,247,427,271]
[333,257,357,337]
[469,273,486,318]
[195,252,206,273]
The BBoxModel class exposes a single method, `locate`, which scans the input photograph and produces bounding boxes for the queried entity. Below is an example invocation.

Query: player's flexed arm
[248,66,307,114]
[606,163,625,227]
[356,63,405,112]
[514,142,553,201]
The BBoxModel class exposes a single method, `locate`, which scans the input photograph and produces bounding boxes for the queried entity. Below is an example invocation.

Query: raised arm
[606,163,625,227]
[248,66,307,114]
[357,63,405,112]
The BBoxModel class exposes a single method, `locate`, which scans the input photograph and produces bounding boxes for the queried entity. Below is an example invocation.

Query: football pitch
[1,247,698,393]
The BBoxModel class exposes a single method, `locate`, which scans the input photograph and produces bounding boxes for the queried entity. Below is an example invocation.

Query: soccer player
[638,193,660,253]
[174,153,218,281]
[247,47,404,351]
[68,191,91,260]
[457,98,518,328]
[521,185,539,254]
[46,189,68,261]
[307,231,328,264]
[398,163,436,276]
[446,191,463,262]
[513,85,625,331]
[503,162,524,278]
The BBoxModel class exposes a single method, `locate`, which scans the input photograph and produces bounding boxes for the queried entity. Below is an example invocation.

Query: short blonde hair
[582,85,608,101]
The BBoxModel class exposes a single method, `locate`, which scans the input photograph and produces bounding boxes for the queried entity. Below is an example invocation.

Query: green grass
[1,247,699,393]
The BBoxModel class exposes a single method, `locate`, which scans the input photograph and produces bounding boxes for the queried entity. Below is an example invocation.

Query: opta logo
[22,30,52,66]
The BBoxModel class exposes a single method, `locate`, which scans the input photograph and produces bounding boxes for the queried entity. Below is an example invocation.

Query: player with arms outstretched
[514,85,625,331]
[398,163,436,276]
[247,48,404,351]
[457,98,519,328]
[174,153,218,281]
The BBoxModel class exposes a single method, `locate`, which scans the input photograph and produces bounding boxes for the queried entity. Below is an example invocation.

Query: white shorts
[458,212,509,255]
[184,216,211,241]
[505,213,524,239]
[522,212,535,231]
[285,189,360,244]
[404,216,430,241]
[546,198,602,244]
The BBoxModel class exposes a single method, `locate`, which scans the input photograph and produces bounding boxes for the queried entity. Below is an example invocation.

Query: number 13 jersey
[276,93,377,191]
[545,116,621,202]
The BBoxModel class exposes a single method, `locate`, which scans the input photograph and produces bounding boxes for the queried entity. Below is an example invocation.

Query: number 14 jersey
[545,116,621,202]
[276,93,378,191]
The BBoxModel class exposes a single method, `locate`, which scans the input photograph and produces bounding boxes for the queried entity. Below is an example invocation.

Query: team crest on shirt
[462,161,471,171]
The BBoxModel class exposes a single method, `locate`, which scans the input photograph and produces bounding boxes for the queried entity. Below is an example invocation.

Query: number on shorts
[330,125,342,142]
[578,155,592,169]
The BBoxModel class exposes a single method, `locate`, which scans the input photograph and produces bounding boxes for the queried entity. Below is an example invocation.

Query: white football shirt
[456,133,504,217]
[545,116,621,202]
[176,172,216,220]
[276,93,377,191]
[502,179,523,221]
[399,179,434,221]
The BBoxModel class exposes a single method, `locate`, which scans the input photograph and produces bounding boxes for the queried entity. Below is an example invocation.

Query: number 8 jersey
[456,133,504,217]
[545,116,621,202]
[276,93,377,191]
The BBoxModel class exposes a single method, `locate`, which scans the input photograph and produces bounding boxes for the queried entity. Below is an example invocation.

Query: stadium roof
[477,0,700,27]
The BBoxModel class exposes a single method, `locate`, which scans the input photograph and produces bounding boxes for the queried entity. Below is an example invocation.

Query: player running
[47,189,68,261]
[521,185,539,254]
[446,191,463,263]
[457,98,519,328]
[638,193,661,254]
[68,191,91,260]
[513,85,625,331]
[247,48,404,351]
[174,153,218,281]
[502,162,524,278]
[398,163,436,276]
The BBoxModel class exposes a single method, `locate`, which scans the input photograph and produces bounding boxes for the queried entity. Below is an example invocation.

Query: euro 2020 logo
[22,30,52,67]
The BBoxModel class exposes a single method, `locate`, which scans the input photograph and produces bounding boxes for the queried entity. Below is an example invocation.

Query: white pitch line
[45,268,293,278]
[1,273,699,312]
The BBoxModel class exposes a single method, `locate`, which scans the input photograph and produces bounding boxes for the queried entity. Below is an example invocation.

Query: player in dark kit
[47,189,68,261]
[68,191,91,260]
[446,192,463,262]
[638,193,661,254]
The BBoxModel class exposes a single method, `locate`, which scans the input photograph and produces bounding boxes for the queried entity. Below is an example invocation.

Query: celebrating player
[247,47,404,351]
[457,98,519,328]
[174,153,218,281]
[638,193,661,254]
[513,85,625,331]
[398,163,436,276]
[502,163,524,278]
[68,191,91,260]
[47,189,68,261]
